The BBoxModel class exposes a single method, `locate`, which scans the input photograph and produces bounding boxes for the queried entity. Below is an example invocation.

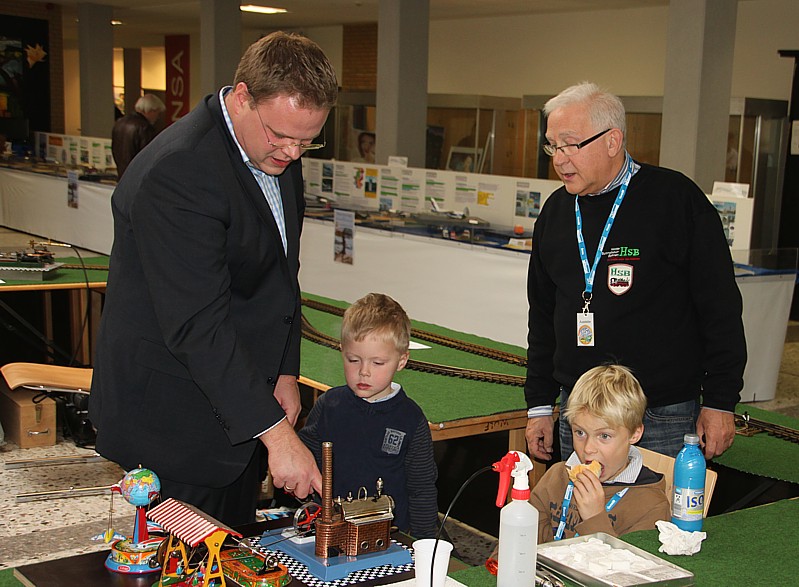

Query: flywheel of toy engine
[293,502,322,536]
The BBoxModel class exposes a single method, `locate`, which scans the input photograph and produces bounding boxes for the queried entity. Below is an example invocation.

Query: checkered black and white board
[247,537,414,587]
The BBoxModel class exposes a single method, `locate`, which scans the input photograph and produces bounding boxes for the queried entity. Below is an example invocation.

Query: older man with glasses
[525,82,746,464]
[91,32,338,526]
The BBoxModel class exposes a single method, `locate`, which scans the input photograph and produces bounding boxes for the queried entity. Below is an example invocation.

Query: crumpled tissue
[656,520,707,555]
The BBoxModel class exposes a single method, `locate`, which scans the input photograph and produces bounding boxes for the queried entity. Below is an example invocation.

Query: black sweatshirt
[525,162,746,412]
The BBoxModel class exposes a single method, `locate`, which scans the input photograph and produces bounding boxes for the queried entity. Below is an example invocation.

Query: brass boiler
[338,490,395,526]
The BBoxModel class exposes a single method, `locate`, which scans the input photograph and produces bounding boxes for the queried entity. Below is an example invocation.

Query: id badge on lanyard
[577,309,595,347]
[574,159,634,347]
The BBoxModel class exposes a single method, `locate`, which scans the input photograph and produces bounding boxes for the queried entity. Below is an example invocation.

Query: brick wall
[342,23,377,91]
[0,0,64,133]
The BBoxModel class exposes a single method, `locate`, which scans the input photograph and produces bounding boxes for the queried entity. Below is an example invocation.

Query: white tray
[537,532,694,587]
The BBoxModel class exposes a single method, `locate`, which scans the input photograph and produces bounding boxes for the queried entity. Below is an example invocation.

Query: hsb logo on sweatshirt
[607,263,633,296]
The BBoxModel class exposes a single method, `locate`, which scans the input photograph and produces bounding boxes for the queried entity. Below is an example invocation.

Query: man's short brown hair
[234,31,338,110]
[341,293,411,354]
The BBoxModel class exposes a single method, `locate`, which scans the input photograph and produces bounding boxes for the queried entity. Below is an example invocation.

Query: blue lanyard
[553,482,575,541]
[553,483,629,541]
[575,158,635,309]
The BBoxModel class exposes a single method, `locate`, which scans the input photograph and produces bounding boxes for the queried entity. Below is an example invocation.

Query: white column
[375,0,429,167]
[122,48,142,114]
[200,0,241,96]
[660,0,737,193]
[78,3,114,138]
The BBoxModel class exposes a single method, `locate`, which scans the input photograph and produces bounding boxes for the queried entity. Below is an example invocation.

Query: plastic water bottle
[494,451,538,587]
[671,433,706,531]
[498,497,538,586]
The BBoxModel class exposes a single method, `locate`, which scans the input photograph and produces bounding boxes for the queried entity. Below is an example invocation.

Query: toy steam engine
[312,441,394,558]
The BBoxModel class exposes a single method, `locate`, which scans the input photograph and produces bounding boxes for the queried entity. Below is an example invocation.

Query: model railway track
[302,299,799,445]
[301,315,525,386]
[735,412,799,444]
[302,297,527,367]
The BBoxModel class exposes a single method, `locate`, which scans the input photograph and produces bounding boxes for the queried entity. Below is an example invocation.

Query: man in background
[111,93,165,178]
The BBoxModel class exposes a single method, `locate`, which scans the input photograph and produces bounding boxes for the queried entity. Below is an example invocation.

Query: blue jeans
[558,387,700,460]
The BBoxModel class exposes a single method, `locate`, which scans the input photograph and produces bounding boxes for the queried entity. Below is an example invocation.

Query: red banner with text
[164,35,190,127]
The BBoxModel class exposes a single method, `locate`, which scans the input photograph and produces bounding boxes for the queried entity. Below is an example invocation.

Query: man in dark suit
[90,32,338,526]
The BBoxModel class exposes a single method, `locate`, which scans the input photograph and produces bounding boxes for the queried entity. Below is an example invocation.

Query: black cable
[0,240,93,367]
[64,245,92,367]
[428,465,494,587]
[0,298,74,363]
[1,240,96,448]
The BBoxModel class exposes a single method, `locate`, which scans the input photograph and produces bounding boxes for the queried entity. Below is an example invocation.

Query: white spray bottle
[493,451,538,587]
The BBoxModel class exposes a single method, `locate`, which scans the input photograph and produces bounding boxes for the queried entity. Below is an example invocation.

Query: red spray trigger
[493,452,521,507]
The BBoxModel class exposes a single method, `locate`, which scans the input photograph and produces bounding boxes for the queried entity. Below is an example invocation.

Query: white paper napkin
[655,520,707,555]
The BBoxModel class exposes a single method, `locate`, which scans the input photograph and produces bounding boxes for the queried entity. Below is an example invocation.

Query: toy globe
[120,467,161,507]
[105,467,166,575]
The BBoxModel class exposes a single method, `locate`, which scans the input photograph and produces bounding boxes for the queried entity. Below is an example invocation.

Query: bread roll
[568,460,602,482]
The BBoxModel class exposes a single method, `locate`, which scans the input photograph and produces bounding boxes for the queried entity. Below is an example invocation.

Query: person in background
[356,131,376,163]
[525,81,746,463]
[90,32,338,526]
[111,93,165,178]
[531,365,670,543]
[299,293,439,538]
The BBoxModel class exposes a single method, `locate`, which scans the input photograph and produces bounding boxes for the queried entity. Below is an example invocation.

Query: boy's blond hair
[563,365,646,434]
[341,293,410,353]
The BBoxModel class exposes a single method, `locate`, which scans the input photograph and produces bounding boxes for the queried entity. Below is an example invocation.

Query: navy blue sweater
[298,385,438,538]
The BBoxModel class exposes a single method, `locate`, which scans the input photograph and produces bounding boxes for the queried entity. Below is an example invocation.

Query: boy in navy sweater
[299,293,438,538]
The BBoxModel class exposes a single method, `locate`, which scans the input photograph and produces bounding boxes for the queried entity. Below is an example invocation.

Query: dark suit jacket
[90,91,305,487]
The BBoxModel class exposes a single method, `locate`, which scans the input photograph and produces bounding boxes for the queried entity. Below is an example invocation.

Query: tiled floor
[1,226,798,571]
[0,442,134,570]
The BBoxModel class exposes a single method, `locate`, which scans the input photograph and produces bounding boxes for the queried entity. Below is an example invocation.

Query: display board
[35,132,113,171]
[302,158,562,233]
[303,158,758,248]
[708,190,755,255]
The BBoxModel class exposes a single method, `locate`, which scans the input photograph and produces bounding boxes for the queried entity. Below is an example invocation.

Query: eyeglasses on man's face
[542,128,611,157]
[251,99,326,151]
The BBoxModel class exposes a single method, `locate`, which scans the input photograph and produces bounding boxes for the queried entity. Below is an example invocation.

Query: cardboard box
[0,385,57,448]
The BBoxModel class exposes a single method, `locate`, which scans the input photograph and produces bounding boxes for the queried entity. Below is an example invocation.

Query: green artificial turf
[0,569,23,587]
[300,292,528,425]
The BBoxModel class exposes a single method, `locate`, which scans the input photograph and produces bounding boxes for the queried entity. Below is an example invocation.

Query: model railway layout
[302,296,527,367]
[301,298,799,445]
[300,314,525,386]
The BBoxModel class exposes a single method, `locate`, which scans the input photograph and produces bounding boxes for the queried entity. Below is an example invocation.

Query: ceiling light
[111,20,123,26]
[240,5,287,14]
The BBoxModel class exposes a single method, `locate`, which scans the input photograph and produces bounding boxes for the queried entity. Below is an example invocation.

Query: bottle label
[673,487,704,520]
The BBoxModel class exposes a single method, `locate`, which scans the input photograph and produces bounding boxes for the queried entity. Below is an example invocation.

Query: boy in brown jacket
[532,364,670,542]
